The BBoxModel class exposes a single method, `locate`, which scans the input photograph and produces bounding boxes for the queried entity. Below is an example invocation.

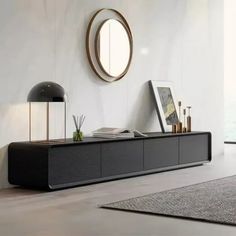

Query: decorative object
[172,124,177,133]
[86,8,133,82]
[182,108,187,133]
[73,131,83,142]
[187,106,192,132]
[149,80,179,133]
[72,114,85,141]
[27,81,67,142]
[177,101,183,133]
[101,175,236,226]
[8,132,211,190]
[92,127,147,139]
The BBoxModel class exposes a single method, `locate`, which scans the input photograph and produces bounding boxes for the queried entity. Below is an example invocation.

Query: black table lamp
[27,81,67,142]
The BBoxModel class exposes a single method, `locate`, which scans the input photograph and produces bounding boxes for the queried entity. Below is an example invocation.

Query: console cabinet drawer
[101,140,143,177]
[49,144,101,185]
[179,134,209,164]
[144,137,178,170]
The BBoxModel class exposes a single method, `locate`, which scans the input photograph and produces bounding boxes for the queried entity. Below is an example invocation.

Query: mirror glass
[96,19,131,78]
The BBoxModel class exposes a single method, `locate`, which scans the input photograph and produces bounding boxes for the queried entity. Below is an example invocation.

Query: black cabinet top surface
[9,131,211,148]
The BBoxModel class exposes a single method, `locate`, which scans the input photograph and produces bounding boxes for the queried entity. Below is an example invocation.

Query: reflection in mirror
[96,19,131,78]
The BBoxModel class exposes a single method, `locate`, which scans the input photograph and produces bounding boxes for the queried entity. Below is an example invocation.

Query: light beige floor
[1,145,236,236]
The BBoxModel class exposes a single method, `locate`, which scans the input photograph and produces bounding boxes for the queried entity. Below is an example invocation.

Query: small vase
[73,130,83,141]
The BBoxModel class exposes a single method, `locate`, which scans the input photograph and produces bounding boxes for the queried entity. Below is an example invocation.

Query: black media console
[8,132,211,190]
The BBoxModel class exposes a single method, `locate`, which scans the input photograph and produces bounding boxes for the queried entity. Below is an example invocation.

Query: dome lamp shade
[27,81,66,102]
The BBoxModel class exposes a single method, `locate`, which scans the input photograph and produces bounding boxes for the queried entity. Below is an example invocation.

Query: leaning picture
[157,87,178,125]
[149,80,179,133]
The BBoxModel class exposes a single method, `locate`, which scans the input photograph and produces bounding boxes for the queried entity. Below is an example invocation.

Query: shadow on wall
[127,82,160,132]
[0,145,11,189]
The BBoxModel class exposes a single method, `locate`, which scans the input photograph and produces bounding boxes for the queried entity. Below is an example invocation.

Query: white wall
[224,0,236,97]
[0,0,224,189]
[224,0,236,140]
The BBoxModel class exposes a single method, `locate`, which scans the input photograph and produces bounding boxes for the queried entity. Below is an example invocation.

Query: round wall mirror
[95,19,131,78]
[86,9,133,82]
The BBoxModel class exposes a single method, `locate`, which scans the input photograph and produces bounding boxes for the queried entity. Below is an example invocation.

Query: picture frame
[149,80,179,133]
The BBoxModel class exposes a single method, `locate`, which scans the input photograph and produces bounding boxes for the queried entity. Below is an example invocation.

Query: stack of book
[92,127,147,139]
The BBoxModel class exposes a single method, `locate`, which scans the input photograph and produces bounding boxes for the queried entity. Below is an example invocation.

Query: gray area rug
[101,175,236,226]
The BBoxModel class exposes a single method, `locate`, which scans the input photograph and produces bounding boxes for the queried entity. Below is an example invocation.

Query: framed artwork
[149,80,179,133]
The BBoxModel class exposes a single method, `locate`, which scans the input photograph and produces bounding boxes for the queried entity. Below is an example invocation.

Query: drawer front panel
[144,137,178,170]
[179,134,209,164]
[101,140,143,177]
[49,144,101,185]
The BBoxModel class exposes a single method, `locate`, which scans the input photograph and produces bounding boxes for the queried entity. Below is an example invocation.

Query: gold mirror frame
[86,8,133,82]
